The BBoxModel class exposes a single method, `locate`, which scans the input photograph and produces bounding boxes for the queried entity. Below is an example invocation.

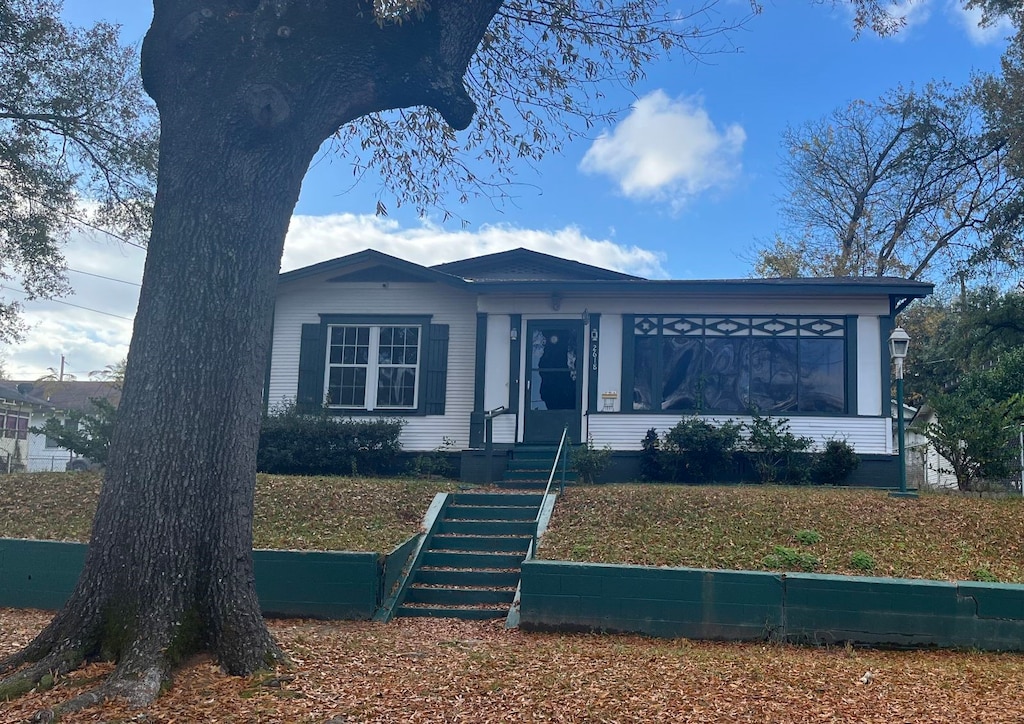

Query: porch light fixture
[888,326,916,499]
[510,327,518,342]
[551,293,562,311]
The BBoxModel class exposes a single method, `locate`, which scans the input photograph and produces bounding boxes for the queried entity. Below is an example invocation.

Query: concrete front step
[430,534,532,553]
[446,504,538,521]
[396,604,509,620]
[436,519,537,536]
[451,492,543,506]
[420,550,526,569]
[415,568,521,587]
[404,585,515,606]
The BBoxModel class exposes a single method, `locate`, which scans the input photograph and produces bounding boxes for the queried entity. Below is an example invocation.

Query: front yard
[3,472,1023,582]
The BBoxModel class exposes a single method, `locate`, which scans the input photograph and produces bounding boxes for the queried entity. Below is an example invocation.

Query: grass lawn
[0,472,457,552]
[3,472,1024,583]
[538,484,1024,583]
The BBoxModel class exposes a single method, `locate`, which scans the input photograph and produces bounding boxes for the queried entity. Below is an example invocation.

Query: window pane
[327,366,366,407]
[631,336,656,411]
[699,337,748,413]
[377,367,416,407]
[798,339,845,412]
[747,338,798,413]
[661,336,704,411]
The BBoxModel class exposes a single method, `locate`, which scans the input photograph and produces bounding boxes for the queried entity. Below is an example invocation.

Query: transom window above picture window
[631,316,847,414]
[325,325,421,410]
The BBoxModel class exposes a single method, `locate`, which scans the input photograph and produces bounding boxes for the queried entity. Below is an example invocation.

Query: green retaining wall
[520,560,1024,651]
[0,537,420,620]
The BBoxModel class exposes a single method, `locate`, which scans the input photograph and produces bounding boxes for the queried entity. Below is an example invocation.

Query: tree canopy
[0,0,157,343]
[753,82,1022,286]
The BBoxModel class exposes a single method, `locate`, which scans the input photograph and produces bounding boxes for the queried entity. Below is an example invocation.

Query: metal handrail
[540,426,570,505]
[483,406,514,485]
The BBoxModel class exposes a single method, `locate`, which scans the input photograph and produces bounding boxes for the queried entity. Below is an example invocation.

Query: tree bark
[1,0,502,710]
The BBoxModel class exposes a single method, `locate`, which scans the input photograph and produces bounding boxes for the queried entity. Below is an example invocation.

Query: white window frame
[324,324,422,411]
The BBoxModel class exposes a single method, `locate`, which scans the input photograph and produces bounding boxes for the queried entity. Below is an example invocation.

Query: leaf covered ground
[3,608,1024,723]
[538,484,1024,582]
[0,473,456,552]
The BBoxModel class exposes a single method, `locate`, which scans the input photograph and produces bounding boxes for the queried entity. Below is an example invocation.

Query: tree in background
[0,0,759,712]
[0,0,157,343]
[922,348,1024,491]
[753,82,1022,286]
[899,287,1024,402]
[30,398,117,465]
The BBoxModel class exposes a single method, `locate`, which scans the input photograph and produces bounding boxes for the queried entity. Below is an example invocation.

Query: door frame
[522,319,584,444]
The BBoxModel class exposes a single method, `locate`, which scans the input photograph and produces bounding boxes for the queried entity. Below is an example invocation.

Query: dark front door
[524,320,583,443]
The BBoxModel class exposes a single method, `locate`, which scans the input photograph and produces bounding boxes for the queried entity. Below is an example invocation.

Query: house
[4,381,121,472]
[0,383,51,472]
[265,248,933,484]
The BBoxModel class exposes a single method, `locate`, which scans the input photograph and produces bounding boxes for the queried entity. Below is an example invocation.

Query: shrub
[812,439,860,485]
[639,428,662,481]
[849,550,875,571]
[762,545,818,572]
[972,567,999,583]
[571,437,613,485]
[660,417,743,483]
[744,413,813,484]
[793,529,821,545]
[257,404,404,476]
[408,436,458,479]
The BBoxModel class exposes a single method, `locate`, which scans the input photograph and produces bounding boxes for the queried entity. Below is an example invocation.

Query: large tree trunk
[1,0,501,712]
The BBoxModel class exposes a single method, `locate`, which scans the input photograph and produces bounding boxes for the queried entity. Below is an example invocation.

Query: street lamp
[888,326,916,498]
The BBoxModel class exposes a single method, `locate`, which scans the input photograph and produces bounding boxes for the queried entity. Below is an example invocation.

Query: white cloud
[2,231,143,381]
[579,90,745,210]
[282,214,668,278]
[2,216,667,378]
[950,1,1014,44]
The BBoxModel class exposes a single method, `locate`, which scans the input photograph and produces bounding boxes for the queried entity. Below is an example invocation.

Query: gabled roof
[8,381,121,412]
[430,248,643,282]
[278,249,467,288]
[276,247,933,307]
[0,383,53,410]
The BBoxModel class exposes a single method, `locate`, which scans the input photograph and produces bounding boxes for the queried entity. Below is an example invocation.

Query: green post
[888,325,917,499]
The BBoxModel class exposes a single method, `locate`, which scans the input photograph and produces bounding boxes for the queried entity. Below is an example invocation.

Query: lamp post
[888,326,916,498]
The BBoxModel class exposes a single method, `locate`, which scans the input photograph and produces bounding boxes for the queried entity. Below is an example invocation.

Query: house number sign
[590,328,599,371]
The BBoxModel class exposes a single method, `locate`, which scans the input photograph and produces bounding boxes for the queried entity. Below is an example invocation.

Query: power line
[66,267,142,287]
[0,285,134,321]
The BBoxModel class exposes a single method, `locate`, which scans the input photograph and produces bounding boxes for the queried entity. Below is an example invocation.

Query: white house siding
[857,316,883,416]
[596,314,623,413]
[26,418,71,472]
[269,279,478,451]
[587,414,893,454]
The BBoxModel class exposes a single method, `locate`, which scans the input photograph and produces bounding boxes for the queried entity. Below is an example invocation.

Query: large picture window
[325,325,420,410]
[631,316,846,414]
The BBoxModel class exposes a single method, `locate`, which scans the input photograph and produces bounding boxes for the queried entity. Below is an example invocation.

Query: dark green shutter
[296,323,326,413]
[424,324,449,415]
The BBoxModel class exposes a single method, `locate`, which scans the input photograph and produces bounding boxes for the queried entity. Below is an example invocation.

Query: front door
[524,320,583,443]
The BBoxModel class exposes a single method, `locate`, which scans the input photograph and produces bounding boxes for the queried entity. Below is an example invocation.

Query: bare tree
[754,83,1022,284]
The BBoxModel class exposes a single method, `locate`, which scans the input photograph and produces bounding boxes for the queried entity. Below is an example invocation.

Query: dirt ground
[3,608,1024,723]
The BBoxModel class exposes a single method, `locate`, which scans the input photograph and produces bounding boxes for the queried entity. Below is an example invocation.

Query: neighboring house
[265,248,933,484]
[6,381,121,472]
[0,383,52,472]
[903,403,968,491]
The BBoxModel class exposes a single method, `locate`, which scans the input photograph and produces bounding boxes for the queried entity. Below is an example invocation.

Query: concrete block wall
[521,560,1024,651]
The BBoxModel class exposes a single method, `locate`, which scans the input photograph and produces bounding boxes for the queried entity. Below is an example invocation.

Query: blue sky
[3,0,1013,378]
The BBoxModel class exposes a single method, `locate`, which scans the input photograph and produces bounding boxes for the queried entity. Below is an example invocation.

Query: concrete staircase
[496,444,575,491]
[396,491,543,619]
